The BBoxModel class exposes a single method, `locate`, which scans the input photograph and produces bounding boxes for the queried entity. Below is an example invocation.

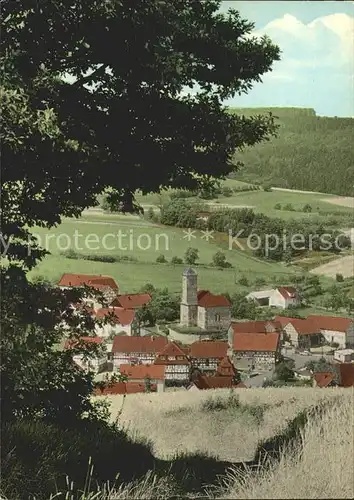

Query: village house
[307,316,354,348]
[95,307,139,337]
[246,286,300,309]
[280,318,323,348]
[119,364,165,392]
[216,356,237,377]
[187,374,245,391]
[188,340,229,372]
[65,336,107,373]
[230,331,281,370]
[312,363,354,388]
[112,335,168,368]
[110,293,151,309]
[334,349,354,363]
[228,320,281,346]
[180,268,231,330]
[153,342,191,382]
[58,273,119,310]
[95,381,155,395]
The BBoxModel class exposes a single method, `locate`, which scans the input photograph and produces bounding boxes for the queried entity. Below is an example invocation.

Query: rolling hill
[229,107,354,197]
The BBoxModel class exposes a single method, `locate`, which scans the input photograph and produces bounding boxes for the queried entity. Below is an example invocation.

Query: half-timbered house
[112,335,168,368]
[189,340,228,372]
[153,342,191,381]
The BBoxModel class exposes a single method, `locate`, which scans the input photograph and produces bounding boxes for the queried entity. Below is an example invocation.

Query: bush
[238,276,249,286]
[171,256,183,265]
[274,203,282,210]
[336,273,344,282]
[262,184,273,192]
[254,277,266,287]
[211,251,232,268]
[303,203,312,213]
[61,249,79,259]
[156,254,167,263]
[221,186,233,197]
[184,247,199,265]
[283,203,295,211]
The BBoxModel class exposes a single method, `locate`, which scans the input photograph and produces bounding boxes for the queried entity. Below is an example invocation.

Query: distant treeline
[228,107,354,196]
[158,199,351,262]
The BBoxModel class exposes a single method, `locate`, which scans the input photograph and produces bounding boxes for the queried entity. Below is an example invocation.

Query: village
[60,268,354,394]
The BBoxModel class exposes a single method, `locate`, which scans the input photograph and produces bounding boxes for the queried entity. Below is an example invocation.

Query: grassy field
[100,387,349,463]
[29,213,299,293]
[134,178,353,223]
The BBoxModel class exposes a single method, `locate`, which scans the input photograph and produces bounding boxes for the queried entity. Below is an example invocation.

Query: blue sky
[220,1,354,116]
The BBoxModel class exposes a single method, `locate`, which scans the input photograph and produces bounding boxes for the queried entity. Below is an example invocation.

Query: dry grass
[96,387,349,463]
[215,388,354,499]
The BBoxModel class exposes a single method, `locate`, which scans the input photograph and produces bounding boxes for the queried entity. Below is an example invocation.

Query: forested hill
[229,107,354,196]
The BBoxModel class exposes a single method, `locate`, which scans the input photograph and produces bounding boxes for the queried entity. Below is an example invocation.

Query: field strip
[310,254,354,278]
[321,197,354,209]
[63,218,158,228]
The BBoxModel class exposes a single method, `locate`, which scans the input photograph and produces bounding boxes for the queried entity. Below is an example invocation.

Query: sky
[220,1,354,116]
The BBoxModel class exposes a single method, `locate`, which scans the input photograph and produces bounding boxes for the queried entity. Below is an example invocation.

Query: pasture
[29,213,298,293]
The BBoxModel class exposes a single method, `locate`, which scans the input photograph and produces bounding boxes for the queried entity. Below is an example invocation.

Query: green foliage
[171,256,183,265]
[229,108,354,196]
[303,204,313,213]
[274,203,282,210]
[156,254,168,264]
[211,251,232,268]
[274,362,294,382]
[238,276,249,286]
[230,293,257,319]
[336,273,344,282]
[184,247,199,266]
[283,203,295,212]
[221,186,233,197]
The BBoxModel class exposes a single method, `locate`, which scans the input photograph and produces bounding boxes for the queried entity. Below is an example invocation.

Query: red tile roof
[286,318,320,335]
[111,293,151,309]
[189,340,228,359]
[197,290,231,308]
[230,321,279,334]
[112,335,168,354]
[192,375,244,390]
[154,342,191,365]
[65,336,104,349]
[96,307,135,326]
[216,356,236,377]
[58,273,118,290]
[274,316,299,327]
[233,332,280,353]
[119,364,165,380]
[313,371,336,388]
[307,315,353,333]
[336,363,354,387]
[277,287,297,299]
[94,381,156,395]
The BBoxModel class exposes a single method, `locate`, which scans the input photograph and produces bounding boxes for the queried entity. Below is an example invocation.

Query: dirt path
[310,254,354,278]
[321,197,354,209]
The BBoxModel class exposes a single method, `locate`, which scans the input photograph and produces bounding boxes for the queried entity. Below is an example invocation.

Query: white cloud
[256,13,354,80]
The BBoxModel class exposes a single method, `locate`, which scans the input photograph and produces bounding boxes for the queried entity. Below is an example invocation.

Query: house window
[215,314,221,322]
[205,359,210,366]
[168,356,176,360]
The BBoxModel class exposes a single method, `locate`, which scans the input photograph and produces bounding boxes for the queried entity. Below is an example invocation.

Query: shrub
[283,203,295,211]
[221,186,233,197]
[184,247,199,265]
[262,183,273,192]
[238,276,249,286]
[303,203,312,213]
[61,249,79,259]
[254,277,266,287]
[336,273,344,282]
[211,251,232,268]
[156,254,167,264]
[171,256,183,265]
[274,203,282,210]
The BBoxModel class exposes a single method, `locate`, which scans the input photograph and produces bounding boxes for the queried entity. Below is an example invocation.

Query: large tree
[1,0,280,262]
[1,0,280,422]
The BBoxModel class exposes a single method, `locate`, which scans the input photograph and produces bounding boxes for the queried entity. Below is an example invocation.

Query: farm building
[64,336,107,373]
[334,349,354,363]
[110,293,151,309]
[188,340,229,372]
[119,364,165,392]
[179,268,231,330]
[58,273,119,309]
[312,363,354,388]
[227,320,281,346]
[112,335,168,368]
[246,286,300,309]
[307,316,354,348]
[153,342,191,382]
[95,307,139,337]
[281,318,323,348]
[94,381,155,395]
[187,374,245,391]
[230,331,281,370]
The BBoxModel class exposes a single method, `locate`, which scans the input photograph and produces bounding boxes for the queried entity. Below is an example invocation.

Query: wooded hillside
[230,108,354,196]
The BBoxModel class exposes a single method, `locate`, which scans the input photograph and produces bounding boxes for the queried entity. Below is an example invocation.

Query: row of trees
[160,199,351,261]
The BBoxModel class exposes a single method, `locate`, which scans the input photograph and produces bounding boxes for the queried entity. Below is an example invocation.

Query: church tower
[180,268,198,327]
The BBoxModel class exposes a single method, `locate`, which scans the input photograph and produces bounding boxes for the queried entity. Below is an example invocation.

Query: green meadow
[29,213,299,294]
